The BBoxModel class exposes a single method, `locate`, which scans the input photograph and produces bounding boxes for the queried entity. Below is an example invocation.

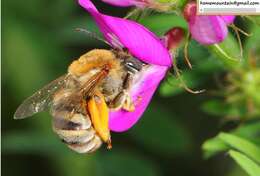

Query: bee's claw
[110,91,135,112]
[107,138,112,150]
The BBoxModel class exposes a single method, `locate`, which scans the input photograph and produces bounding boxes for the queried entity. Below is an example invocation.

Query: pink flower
[184,2,235,45]
[221,16,236,25]
[78,0,172,132]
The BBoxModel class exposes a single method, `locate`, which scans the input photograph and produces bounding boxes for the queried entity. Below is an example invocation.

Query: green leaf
[233,122,260,146]
[202,122,260,159]
[229,150,260,176]
[202,136,229,158]
[219,133,260,164]
[207,34,242,69]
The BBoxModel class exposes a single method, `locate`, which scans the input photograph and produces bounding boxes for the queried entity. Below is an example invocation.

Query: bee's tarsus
[107,139,112,150]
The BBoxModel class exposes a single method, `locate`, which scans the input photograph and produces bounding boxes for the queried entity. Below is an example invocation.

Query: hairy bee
[14,49,144,153]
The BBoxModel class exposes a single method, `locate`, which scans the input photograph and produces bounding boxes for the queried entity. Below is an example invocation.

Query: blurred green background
[2,1,260,176]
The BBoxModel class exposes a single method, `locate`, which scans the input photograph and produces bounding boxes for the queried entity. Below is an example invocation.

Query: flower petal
[78,0,172,67]
[220,15,236,25]
[189,15,228,45]
[101,0,134,7]
[109,65,168,132]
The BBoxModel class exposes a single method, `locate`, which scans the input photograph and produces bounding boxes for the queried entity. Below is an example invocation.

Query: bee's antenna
[75,28,111,46]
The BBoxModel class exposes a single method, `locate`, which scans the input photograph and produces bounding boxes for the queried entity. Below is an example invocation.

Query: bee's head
[112,49,144,74]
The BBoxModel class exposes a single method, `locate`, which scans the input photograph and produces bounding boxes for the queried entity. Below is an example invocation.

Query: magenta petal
[101,0,134,7]
[109,65,168,132]
[78,0,172,67]
[220,16,236,25]
[189,15,228,45]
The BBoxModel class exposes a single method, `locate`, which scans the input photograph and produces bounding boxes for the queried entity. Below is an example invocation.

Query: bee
[14,49,144,153]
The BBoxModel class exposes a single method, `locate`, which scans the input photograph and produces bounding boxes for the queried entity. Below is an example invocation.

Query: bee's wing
[14,74,69,119]
[54,68,109,115]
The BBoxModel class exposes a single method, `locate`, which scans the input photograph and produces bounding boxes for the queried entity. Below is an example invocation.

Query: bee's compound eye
[124,57,143,73]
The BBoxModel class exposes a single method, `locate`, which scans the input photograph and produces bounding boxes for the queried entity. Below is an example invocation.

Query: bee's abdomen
[52,111,102,153]
[67,135,102,153]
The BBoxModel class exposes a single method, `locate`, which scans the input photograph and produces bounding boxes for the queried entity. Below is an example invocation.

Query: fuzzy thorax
[68,49,121,77]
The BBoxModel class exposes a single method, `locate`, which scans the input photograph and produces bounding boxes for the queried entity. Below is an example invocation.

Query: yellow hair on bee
[68,49,121,76]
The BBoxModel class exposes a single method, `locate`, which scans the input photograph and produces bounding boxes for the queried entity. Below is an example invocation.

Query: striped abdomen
[51,89,102,153]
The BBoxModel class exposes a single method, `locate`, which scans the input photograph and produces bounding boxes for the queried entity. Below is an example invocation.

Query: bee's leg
[110,90,135,112]
[109,91,126,111]
[87,90,112,149]
[122,91,135,111]
[110,73,135,112]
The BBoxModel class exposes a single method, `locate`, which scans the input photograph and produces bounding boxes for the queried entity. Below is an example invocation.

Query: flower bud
[164,27,185,51]
[183,1,197,22]
[182,1,233,45]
